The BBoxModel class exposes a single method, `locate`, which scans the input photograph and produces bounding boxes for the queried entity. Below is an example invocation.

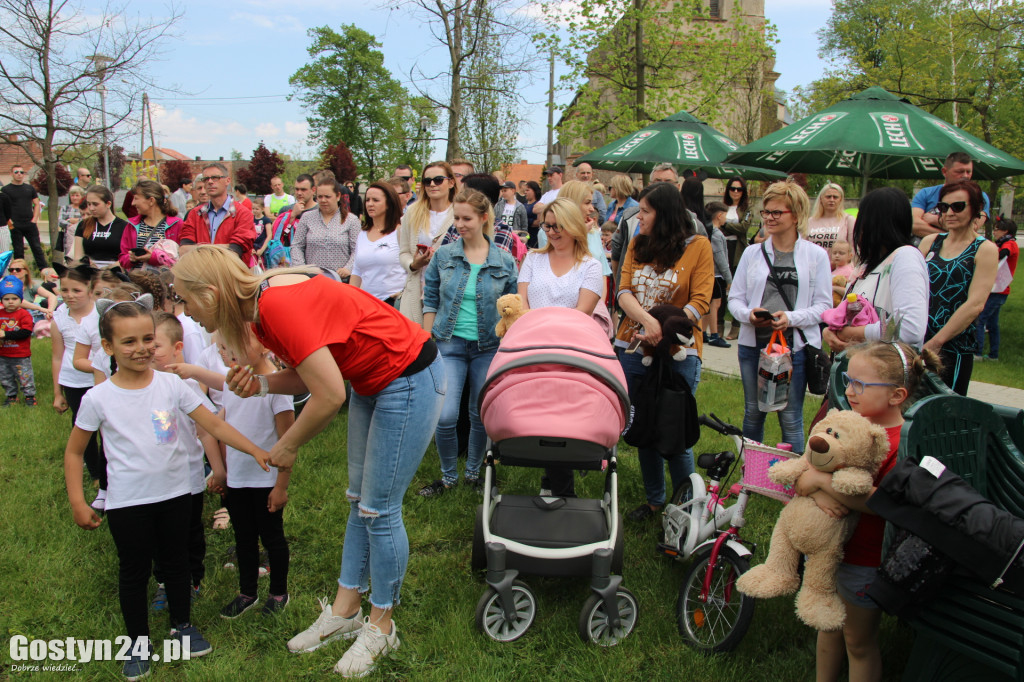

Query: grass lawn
[970,286,1024,389]
[1,340,916,680]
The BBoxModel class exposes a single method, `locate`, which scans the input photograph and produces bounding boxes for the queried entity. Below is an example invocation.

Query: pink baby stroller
[472,307,637,645]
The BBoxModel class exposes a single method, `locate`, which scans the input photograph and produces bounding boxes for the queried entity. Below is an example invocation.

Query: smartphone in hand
[753,310,774,321]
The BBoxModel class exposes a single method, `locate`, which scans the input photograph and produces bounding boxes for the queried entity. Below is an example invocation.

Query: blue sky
[106,0,833,165]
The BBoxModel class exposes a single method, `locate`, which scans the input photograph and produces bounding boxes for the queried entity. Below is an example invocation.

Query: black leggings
[107,494,192,639]
[939,350,974,397]
[153,493,206,588]
[62,385,106,489]
[225,486,289,597]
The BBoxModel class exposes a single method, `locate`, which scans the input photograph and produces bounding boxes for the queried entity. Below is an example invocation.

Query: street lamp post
[87,54,113,187]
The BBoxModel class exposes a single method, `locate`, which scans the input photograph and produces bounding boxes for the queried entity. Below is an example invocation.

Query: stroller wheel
[475,580,536,642]
[471,505,485,573]
[578,587,639,646]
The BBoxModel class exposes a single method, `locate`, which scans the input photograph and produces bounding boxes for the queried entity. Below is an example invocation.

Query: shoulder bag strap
[760,243,808,346]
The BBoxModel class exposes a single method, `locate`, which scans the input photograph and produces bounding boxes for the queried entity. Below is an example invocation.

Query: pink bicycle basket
[741,440,800,502]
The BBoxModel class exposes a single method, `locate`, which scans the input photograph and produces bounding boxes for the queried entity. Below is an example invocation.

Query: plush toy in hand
[735,409,890,631]
[640,304,696,367]
[494,294,528,338]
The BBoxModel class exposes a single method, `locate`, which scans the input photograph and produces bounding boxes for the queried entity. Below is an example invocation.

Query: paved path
[700,343,1024,410]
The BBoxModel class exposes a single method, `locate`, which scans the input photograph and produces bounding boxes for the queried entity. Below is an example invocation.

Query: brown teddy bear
[494,293,528,338]
[735,409,891,631]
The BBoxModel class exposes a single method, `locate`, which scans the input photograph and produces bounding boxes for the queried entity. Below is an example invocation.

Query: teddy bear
[735,409,891,631]
[494,293,528,338]
[639,304,696,367]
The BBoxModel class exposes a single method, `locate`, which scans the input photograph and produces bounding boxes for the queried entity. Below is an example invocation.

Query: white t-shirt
[181,377,215,495]
[196,342,229,410]
[53,305,98,388]
[178,313,206,364]
[539,189,559,206]
[223,389,292,489]
[426,209,450,244]
[351,230,406,301]
[75,322,110,378]
[724,206,740,241]
[518,252,603,309]
[75,371,204,510]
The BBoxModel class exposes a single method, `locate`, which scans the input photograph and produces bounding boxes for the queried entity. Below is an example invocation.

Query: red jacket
[181,197,255,263]
[118,215,183,269]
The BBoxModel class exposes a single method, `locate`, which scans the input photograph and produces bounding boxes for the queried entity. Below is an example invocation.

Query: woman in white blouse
[350,181,406,305]
[398,161,456,323]
[290,178,361,278]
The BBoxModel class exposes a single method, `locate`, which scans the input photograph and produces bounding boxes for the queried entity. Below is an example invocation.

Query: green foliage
[541,0,777,153]
[237,142,286,196]
[289,25,413,179]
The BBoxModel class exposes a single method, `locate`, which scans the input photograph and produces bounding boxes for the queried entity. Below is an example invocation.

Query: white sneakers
[332,617,400,678]
[286,598,363,653]
[287,599,400,678]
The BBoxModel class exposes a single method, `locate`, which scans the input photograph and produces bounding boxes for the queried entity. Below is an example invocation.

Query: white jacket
[728,236,832,351]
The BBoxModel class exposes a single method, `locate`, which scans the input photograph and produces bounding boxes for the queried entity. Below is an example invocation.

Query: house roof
[503,160,545,187]
[142,146,191,161]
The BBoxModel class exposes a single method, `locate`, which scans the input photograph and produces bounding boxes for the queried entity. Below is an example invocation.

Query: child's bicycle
[657,413,798,653]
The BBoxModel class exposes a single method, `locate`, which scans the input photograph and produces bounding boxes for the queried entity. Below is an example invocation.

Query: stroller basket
[493,436,609,470]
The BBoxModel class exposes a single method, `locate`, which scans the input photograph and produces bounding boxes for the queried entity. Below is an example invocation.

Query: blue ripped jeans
[617,349,702,507]
[737,344,807,453]
[339,355,445,610]
[435,337,496,485]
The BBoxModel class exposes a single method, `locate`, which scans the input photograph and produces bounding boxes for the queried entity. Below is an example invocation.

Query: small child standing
[702,202,734,348]
[830,240,855,280]
[0,275,36,406]
[795,341,941,682]
[64,300,273,680]
[170,330,294,617]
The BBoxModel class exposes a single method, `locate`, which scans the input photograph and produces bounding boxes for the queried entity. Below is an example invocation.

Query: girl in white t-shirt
[64,300,272,678]
[169,329,295,618]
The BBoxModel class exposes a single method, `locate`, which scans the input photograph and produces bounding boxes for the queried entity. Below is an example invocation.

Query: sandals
[418,480,452,497]
[213,507,231,530]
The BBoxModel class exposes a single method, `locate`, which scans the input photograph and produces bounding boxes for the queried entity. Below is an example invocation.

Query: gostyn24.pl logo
[9,635,191,669]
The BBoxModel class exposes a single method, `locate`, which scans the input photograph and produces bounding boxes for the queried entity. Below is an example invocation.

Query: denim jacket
[422,236,518,350]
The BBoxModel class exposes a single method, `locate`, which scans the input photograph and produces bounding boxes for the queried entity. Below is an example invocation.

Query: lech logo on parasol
[869,112,924,150]
[675,132,704,161]
[778,111,847,147]
[713,134,738,151]
[611,131,656,156]
[925,119,1002,161]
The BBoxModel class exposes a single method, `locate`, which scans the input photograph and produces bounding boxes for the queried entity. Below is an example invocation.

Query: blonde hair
[453,188,495,237]
[538,198,590,264]
[558,180,593,211]
[9,258,31,286]
[812,182,846,219]
[172,245,317,356]
[846,341,943,408]
[610,174,635,200]
[405,161,454,238]
[762,180,811,237]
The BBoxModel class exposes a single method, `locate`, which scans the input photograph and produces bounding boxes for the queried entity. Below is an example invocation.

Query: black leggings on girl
[153,493,205,589]
[107,494,192,639]
[62,385,106,489]
[225,486,289,597]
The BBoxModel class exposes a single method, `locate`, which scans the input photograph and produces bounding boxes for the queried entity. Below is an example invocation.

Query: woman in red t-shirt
[795,341,941,682]
[172,245,445,677]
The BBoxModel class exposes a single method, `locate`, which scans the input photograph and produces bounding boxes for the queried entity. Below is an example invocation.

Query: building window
[709,0,720,18]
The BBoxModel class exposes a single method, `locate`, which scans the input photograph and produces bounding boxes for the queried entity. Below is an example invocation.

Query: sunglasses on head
[936,201,968,214]
[423,175,450,186]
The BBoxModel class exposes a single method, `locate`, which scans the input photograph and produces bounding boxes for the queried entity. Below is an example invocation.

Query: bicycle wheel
[677,545,754,653]
[578,587,639,646]
[475,579,536,642]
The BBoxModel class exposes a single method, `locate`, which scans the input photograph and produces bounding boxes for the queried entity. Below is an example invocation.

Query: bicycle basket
[741,440,800,502]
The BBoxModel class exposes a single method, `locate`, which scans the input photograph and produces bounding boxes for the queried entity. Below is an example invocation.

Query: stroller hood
[480,308,629,449]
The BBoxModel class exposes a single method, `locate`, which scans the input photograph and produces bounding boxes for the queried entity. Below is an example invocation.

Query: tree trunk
[446,0,464,160]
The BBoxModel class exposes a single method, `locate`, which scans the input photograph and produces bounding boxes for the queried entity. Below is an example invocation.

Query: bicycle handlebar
[698,413,744,438]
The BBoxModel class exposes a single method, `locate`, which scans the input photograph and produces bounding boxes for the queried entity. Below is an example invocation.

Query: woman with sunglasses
[616,183,715,521]
[728,180,831,452]
[398,161,456,323]
[918,179,998,395]
[720,176,756,339]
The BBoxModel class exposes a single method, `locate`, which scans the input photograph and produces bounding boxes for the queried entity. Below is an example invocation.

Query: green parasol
[724,86,1024,193]
[574,110,787,181]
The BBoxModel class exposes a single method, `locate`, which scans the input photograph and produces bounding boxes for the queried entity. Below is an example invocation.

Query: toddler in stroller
[471,307,638,645]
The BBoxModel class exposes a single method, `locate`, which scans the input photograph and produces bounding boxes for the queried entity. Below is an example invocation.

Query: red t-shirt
[842,425,902,567]
[252,276,430,396]
[0,308,34,358]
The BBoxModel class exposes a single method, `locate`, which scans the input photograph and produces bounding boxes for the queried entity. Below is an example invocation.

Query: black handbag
[622,356,699,455]
[760,244,831,395]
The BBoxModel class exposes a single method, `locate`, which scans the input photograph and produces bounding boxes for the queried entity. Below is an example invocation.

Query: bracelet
[256,374,269,398]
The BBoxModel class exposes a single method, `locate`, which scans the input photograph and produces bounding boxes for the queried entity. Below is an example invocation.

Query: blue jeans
[737,344,807,453]
[976,293,1007,358]
[435,336,496,484]
[617,349,701,507]
[340,355,445,610]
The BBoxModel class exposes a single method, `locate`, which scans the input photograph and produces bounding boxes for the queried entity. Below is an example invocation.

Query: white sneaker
[333,617,400,678]
[286,598,363,653]
[90,489,107,512]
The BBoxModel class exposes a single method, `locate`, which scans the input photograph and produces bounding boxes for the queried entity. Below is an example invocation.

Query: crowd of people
[0,149,1019,681]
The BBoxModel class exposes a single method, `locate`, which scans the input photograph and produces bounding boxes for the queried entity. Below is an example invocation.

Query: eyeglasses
[12,170,24,175]
[397,175,412,182]
[728,186,743,192]
[81,173,92,178]
[453,172,466,179]
[541,223,562,233]
[423,175,450,186]
[759,209,793,220]
[842,372,898,395]
[9,267,25,273]
[204,175,226,182]
[936,201,968,214]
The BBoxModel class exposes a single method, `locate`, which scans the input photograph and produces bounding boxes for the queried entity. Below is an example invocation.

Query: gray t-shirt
[756,248,797,347]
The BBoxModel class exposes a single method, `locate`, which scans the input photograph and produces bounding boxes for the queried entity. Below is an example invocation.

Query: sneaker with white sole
[333,617,400,678]
[91,489,107,513]
[286,598,363,653]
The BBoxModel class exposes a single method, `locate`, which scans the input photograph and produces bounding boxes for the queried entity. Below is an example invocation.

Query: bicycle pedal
[656,542,682,558]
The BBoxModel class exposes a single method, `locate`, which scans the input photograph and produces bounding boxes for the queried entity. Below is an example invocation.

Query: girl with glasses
[918,179,999,395]
[398,161,456,323]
